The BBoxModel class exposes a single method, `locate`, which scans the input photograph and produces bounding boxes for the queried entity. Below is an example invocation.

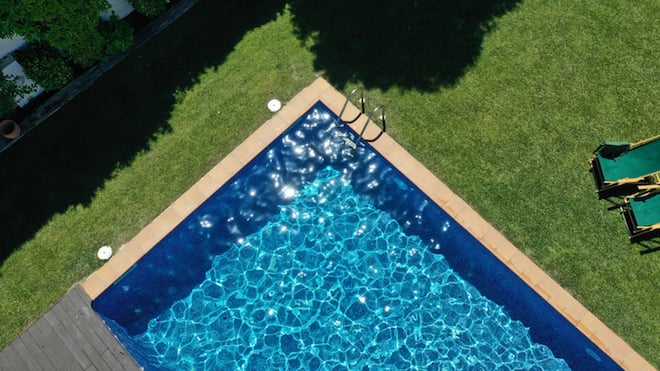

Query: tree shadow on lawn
[0,0,286,263]
[288,0,520,91]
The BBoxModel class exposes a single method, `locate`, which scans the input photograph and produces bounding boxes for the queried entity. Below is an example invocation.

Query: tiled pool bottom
[108,167,569,370]
[82,77,652,370]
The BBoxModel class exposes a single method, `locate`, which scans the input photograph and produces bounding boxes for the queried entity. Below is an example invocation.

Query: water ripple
[131,167,568,371]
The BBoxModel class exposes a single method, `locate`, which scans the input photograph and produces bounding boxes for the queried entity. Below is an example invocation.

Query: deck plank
[0,349,12,370]
[69,286,140,369]
[58,289,113,370]
[71,286,140,370]
[52,292,113,370]
[16,331,53,370]
[62,286,138,370]
[0,285,140,371]
[43,309,90,370]
[11,337,43,371]
[31,314,83,370]
[101,348,127,371]
[0,343,28,370]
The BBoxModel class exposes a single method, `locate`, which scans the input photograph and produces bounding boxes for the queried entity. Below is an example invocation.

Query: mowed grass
[1,0,658,366]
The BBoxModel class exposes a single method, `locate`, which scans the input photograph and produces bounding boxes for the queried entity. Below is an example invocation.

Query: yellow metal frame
[629,133,660,150]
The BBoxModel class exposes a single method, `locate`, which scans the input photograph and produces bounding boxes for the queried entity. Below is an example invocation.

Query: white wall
[0,35,27,60]
[101,0,135,20]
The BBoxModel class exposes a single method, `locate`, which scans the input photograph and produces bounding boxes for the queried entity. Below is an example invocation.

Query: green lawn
[1,0,658,366]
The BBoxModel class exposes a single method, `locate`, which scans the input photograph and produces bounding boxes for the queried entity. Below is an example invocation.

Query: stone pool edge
[81,77,653,371]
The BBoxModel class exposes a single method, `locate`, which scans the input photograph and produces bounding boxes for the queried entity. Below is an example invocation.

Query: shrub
[14,44,75,91]
[0,74,35,118]
[129,0,171,18]
[51,16,106,67]
[0,0,111,67]
[99,15,135,58]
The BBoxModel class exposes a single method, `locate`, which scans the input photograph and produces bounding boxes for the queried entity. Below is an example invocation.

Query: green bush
[14,44,75,91]
[0,74,35,118]
[129,0,170,18]
[99,16,135,58]
[0,0,111,67]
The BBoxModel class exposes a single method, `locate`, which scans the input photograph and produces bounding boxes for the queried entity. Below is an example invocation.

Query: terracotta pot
[0,119,20,139]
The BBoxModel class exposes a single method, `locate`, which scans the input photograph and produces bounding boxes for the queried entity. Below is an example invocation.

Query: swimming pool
[92,101,621,370]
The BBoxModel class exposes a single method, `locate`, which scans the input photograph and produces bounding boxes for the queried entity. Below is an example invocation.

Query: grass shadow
[288,0,520,91]
[0,0,286,262]
[638,240,660,255]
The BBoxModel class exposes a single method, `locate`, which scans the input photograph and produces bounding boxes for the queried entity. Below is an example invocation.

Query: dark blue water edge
[92,101,620,370]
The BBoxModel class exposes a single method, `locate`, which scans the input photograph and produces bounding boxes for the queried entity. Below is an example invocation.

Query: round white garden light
[97,246,113,260]
[268,99,282,112]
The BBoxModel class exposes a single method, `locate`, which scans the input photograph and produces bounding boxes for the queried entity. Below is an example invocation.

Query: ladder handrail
[334,88,387,161]
[335,87,365,125]
[356,105,386,147]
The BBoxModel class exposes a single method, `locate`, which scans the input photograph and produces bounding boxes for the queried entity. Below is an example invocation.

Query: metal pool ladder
[335,86,366,125]
[334,87,387,160]
[342,104,387,150]
[357,104,386,145]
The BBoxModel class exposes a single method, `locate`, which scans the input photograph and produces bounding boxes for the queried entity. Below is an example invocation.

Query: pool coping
[81,77,653,370]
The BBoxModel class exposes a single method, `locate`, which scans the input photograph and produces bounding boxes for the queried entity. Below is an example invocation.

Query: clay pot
[0,119,20,139]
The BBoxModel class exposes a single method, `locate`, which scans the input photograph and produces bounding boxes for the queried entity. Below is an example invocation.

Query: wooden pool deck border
[38,77,652,370]
[0,286,140,370]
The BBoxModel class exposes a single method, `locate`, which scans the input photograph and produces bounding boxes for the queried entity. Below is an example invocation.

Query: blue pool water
[93,102,620,370]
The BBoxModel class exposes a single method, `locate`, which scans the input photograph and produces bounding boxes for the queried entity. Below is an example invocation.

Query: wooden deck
[0,285,140,371]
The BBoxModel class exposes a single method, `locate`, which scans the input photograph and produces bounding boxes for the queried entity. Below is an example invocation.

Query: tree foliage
[0,74,35,118]
[100,15,135,58]
[129,0,170,18]
[0,0,124,67]
[14,44,75,91]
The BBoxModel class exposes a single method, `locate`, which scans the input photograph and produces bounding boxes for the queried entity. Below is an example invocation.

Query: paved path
[0,285,140,371]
